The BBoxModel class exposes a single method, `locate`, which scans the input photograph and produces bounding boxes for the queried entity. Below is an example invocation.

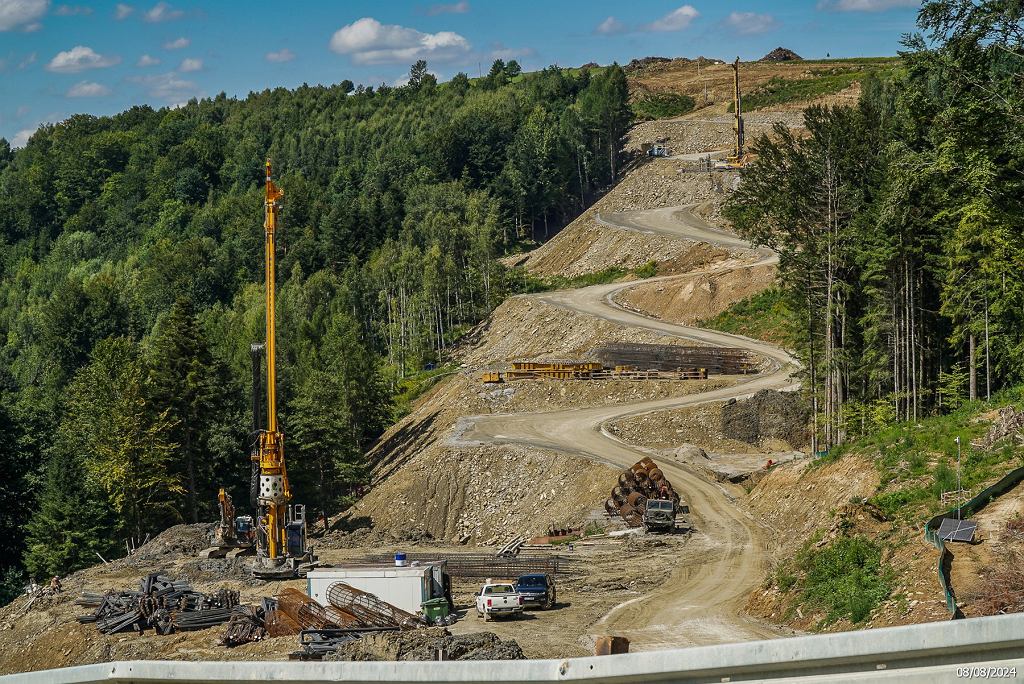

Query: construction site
[3,45,1024,682]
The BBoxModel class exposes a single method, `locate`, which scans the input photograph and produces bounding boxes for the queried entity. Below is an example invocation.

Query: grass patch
[390,364,458,420]
[698,288,793,346]
[633,93,696,120]
[820,384,1024,521]
[785,535,893,625]
[729,63,896,112]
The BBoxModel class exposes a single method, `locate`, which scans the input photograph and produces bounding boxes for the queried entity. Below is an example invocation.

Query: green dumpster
[421,597,450,623]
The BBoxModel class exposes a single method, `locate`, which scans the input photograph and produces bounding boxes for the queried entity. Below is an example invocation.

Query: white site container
[306,563,446,615]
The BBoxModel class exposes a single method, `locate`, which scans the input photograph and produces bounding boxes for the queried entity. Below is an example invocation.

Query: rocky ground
[0,525,692,672]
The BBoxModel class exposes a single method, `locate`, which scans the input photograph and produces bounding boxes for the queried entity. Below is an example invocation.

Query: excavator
[250,159,314,579]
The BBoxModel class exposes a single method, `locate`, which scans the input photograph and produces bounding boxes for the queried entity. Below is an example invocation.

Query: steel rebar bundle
[77,574,241,636]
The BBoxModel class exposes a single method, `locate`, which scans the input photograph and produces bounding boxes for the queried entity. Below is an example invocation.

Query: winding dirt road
[450,206,799,651]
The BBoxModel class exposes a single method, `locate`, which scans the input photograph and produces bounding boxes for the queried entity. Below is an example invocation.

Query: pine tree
[23,448,118,579]
[147,297,236,522]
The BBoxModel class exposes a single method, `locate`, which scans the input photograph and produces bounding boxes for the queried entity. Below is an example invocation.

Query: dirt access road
[451,205,799,651]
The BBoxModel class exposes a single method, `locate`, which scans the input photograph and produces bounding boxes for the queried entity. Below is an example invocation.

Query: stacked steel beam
[605,458,680,528]
[595,343,757,375]
[76,573,239,636]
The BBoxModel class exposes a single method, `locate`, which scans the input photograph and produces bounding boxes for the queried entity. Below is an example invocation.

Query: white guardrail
[4,612,1024,684]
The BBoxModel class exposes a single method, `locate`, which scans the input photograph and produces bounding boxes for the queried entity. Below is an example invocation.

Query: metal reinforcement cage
[325,582,424,630]
[595,343,757,375]
[275,588,359,630]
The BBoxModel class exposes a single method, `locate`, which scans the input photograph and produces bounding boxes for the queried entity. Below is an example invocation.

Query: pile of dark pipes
[76,573,239,636]
[605,457,680,527]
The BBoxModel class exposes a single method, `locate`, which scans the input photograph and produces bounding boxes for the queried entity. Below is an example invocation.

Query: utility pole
[955,436,962,518]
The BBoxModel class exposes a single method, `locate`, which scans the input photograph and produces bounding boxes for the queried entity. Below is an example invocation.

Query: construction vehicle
[646,143,671,158]
[642,499,677,533]
[251,160,313,579]
[714,57,746,171]
[198,489,256,558]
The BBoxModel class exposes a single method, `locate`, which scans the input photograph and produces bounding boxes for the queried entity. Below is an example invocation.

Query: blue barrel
[395,552,407,567]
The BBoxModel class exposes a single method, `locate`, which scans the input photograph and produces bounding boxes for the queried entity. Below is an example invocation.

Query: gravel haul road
[451,205,799,651]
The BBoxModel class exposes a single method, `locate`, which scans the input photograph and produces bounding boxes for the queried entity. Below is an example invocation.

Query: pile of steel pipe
[76,573,240,636]
[607,458,680,528]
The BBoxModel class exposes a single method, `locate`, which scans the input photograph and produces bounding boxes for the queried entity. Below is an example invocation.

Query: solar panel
[937,517,977,543]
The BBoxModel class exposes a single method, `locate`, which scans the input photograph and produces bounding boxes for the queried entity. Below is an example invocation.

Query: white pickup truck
[475,580,524,621]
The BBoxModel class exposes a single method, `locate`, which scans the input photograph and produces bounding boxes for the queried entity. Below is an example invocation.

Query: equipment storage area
[306,563,448,616]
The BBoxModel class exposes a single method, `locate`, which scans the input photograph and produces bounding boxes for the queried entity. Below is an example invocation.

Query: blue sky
[0,0,923,146]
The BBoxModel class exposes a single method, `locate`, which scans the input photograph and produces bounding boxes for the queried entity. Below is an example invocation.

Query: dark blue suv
[515,573,556,610]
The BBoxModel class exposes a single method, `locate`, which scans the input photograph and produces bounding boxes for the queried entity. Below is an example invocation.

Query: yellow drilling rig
[251,159,313,579]
[714,57,747,171]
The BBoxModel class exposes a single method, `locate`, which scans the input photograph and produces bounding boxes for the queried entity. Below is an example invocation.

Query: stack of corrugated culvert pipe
[604,457,680,528]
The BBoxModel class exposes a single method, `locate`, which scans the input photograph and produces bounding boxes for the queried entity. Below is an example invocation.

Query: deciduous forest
[0,60,631,599]
[726,0,1024,452]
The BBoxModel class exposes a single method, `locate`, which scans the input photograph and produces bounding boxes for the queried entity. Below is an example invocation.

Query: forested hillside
[727,0,1024,452]
[0,60,631,600]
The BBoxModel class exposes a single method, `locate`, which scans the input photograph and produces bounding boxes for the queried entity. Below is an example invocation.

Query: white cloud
[54,4,91,15]
[646,5,699,32]
[426,1,468,15]
[129,71,199,101]
[46,46,120,73]
[265,48,294,63]
[17,51,36,69]
[724,11,778,35]
[136,53,159,66]
[595,16,627,35]
[817,0,919,10]
[329,17,470,65]
[162,36,188,49]
[178,57,201,72]
[67,80,110,97]
[12,127,34,147]
[115,3,132,19]
[0,0,48,31]
[143,1,181,22]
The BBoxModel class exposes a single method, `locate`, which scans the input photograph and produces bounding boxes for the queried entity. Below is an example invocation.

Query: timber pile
[76,573,239,635]
[605,458,680,528]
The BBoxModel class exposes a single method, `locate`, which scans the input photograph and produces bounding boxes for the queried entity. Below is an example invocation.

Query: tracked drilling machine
[714,57,747,171]
[251,159,313,579]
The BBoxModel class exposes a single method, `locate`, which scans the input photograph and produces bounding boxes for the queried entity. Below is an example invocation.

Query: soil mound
[326,628,524,661]
[760,48,802,62]
[722,389,809,447]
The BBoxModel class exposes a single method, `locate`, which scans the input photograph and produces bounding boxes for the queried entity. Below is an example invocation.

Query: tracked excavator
[250,160,314,579]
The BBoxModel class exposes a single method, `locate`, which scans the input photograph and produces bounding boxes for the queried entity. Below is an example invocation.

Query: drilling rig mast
[731,56,745,162]
[252,159,310,579]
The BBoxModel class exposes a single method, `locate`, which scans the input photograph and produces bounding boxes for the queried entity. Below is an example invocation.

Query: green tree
[147,297,237,522]
[23,448,119,580]
[61,338,182,540]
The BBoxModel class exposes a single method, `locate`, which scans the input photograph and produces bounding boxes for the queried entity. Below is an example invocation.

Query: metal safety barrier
[5,612,1024,683]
